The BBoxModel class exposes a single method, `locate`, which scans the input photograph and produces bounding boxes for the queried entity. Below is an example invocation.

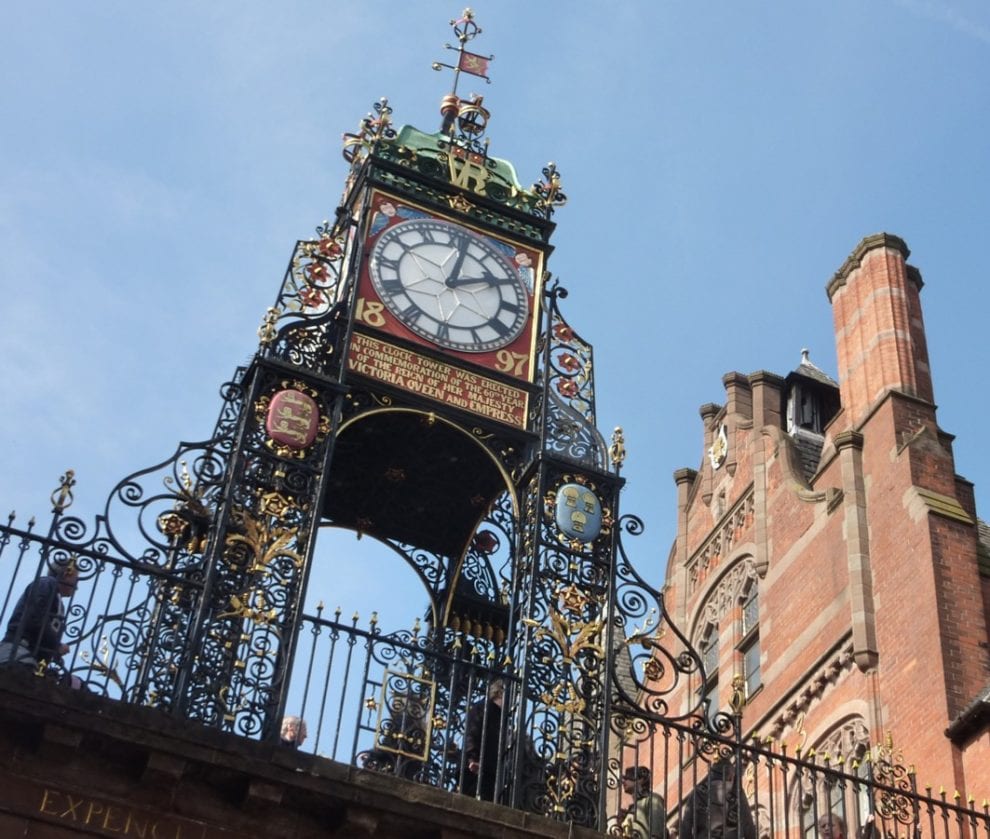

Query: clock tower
[160,11,627,821]
[14,10,641,829]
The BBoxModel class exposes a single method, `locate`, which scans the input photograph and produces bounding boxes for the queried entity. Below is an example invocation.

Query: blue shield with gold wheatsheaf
[555,483,602,542]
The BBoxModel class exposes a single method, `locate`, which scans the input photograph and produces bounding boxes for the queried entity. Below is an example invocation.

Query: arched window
[794,717,871,839]
[691,557,761,719]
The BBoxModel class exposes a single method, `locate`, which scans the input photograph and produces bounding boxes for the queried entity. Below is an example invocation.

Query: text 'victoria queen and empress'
[347,332,528,428]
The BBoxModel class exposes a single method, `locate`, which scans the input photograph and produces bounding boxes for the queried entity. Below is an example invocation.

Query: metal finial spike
[609,427,627,471]
[51,469,76,514]
[532,163,567,219]
[179,460,193,493]
[258,306,280,346]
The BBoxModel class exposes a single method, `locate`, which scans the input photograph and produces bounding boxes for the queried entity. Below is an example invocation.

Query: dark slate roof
[791,428,826,483]
[788,348,838,388]
[946,680,990,744]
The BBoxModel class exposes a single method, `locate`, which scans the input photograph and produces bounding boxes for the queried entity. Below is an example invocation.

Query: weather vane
[432,8,493,94]
[433,9,494,136]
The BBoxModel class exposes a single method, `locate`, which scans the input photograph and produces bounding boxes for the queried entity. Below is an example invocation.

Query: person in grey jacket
[621,765,667,839]
[0,560,78,667]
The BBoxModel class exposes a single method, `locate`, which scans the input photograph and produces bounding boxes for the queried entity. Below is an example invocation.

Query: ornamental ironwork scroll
[535,281,609,471]
[259,227,353,379]
[25,377,248,707]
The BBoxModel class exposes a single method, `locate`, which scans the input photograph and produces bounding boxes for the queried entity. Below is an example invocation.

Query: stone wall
[0,670,603,839]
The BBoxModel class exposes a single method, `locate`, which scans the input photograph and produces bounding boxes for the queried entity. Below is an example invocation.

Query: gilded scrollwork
[223,493,304,574]
[871,733,916,826]
[523,605,605,665]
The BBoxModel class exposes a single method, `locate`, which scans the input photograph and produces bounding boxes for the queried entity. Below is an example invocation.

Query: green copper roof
[376,124,542,215]
[394,124,525,186]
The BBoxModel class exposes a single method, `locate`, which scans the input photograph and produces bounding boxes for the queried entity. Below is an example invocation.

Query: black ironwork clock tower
[148,10,625,819]
[0,11,700,831]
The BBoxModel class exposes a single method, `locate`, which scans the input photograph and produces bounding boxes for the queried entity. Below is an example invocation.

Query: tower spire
[432,8,493,134]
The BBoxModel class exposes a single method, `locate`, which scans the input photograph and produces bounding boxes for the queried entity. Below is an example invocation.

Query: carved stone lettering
[33,784,206,838]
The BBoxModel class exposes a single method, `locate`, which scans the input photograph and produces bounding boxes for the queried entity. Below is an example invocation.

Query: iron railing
[2,507,989,839]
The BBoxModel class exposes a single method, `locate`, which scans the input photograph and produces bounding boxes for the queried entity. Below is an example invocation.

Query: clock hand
[445,270,511,288]
[443,235,470,287]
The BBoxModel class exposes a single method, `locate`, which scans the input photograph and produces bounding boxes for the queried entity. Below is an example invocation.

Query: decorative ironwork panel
[609,514,708,724]
[374,668,436,763]
[534,281,608,470]
[259,230,353,379]
[176,364,336,735]
[505,463,622,826]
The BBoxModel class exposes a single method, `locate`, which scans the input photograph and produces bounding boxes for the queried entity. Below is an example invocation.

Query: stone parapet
[0,672,604,839]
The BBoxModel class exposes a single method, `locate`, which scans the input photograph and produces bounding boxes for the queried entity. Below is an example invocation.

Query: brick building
[661,233,990,821]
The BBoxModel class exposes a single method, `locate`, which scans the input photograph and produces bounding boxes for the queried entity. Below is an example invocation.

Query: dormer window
[785,350,840,436]
[788,384,825,433]
[784,351,840,482]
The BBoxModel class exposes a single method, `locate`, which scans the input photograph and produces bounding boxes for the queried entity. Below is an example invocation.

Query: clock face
[368,218,529,353]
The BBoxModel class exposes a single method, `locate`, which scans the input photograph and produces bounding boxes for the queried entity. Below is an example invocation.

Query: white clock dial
[368,218,529,352]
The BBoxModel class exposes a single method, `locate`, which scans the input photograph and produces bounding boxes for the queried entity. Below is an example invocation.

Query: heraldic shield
[554,482,603,543]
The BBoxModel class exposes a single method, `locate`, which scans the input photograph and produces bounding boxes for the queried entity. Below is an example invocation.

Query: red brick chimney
[826,233,933,431]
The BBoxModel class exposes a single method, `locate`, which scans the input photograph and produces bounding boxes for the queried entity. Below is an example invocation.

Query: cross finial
[452,8,481,45]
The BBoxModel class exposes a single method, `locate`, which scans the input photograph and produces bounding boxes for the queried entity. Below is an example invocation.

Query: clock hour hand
[442,235,470,287]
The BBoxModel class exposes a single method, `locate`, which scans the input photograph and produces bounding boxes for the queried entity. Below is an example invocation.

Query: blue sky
[2,2,988,630]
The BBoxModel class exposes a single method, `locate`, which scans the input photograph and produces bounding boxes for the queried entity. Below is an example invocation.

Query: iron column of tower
[504,274,627,824]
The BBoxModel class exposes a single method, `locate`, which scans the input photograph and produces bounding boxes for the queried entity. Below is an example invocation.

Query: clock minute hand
[443,236,470,288]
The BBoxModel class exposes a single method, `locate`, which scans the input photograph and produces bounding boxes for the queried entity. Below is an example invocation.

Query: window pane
[743,637,761,696]
[702,636,719,674]
[855,756,872,829]
[742,590,759,634]
[698,632,719,721]
[702,680,719,721]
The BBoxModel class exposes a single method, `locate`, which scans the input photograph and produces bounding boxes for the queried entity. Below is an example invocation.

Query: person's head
[709,757,736,784]
[622,765,650,795]
[818,814,846,839]
[280,715,307,746]
[52,560,79,597]
[487,679,505,707]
